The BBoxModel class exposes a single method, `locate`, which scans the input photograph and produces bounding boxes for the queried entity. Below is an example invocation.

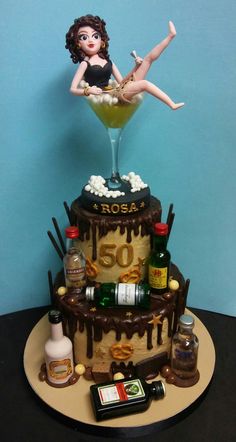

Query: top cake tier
[70,195,161,284]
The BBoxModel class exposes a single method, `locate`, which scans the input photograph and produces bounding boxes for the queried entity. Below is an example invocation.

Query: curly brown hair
[65,14,110,64]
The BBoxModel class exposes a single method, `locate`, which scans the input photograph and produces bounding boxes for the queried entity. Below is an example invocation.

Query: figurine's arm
[111,63,123,84]
[121,54,143,83]
[70,61,102,96]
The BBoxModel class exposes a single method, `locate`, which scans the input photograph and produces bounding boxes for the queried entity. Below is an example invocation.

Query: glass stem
[107,127,123,183]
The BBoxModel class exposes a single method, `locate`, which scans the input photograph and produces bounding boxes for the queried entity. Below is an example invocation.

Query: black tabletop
[0,306,235,442]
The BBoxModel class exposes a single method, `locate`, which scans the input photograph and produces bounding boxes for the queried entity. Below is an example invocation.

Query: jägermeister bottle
[90,377,165,421]
[86,282,150,308]
[148,223,171,294]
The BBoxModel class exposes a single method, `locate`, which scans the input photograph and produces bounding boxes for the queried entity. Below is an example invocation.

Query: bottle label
[116,284,136,306]
[98,379,145,405]
[148,265,168,289]
[65,266,86,293]
[48,358,73,380]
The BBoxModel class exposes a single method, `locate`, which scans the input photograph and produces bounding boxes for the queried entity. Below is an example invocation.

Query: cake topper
[65,14,184,196]
[66,14,184,110]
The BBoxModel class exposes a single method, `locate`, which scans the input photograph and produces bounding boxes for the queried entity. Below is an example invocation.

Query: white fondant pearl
[169,279,180,291]
[113,372,125,381]
[57,286,67,296]
[75,364,86,376]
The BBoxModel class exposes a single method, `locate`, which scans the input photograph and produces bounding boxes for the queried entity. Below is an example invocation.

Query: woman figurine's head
[65,14,110,63]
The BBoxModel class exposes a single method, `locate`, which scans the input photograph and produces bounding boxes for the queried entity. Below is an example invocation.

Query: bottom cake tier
[53,263,189,380]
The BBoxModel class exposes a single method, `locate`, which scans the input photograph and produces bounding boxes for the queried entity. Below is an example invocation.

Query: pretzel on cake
[86,257,98,279]
[119,268,141,283]
[110,343,134,360]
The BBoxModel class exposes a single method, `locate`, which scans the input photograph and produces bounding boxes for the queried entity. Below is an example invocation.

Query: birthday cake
[47,14,188,384]
[51,185,189,381]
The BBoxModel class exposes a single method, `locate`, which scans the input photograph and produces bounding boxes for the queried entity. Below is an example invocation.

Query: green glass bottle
[148,223,171,294]
[86,282,150,309]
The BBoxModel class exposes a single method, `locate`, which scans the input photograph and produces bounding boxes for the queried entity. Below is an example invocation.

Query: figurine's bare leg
[123,79,184,110]
[135,21,176,81]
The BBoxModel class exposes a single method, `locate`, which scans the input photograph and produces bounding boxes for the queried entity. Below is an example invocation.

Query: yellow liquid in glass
[88,100,141,128]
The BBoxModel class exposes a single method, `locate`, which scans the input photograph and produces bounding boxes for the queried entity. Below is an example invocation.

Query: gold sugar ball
[168,279,179,291]
[113,372,125,381]
[75,363,86,376]
[57,286,68,296]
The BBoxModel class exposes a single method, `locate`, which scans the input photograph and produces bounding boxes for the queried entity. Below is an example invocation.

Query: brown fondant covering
[80,186,151,215]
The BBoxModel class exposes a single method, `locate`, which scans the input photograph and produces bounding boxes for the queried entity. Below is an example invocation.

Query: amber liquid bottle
[63,226,86,293]
[90,377,165,421]
[148,223,171,294]
[86,282,150,308]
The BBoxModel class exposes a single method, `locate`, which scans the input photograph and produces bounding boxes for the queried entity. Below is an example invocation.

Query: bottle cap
[151,380,166,399]
[154,223,168,236]
[86,286,95,301]
[65,226,79,239]
[48,310,62,324]
[179,314,194,327]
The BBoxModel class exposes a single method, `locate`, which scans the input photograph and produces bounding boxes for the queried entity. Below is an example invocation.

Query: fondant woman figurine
[66,14,184,110]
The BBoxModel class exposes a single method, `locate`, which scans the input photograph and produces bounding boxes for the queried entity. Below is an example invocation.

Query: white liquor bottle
[44,310,73,386]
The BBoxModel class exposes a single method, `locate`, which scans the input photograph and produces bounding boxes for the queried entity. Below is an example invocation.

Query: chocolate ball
[166,374,176,384]
[39,371,47,382]
[163,292,174,301]
[66,295,78,305]
[161,365,172,378]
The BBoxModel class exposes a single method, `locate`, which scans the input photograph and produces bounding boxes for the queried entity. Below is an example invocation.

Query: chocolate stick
[63,201,72,225]
[47,230,64,260]
[167,212,175,241]
[47,270,54,305]
[166,203,175,241]
[182,278,190,312]
[166,203,174,225]
[52,217,66,254]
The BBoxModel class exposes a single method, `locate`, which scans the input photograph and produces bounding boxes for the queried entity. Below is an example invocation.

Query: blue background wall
[1,0,235,316]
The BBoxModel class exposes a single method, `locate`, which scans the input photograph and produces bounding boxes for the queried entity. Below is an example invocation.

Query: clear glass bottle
[63,226,86,293]
[171,314,199,379]
[86,282,150,308]
[44,310,74,386]
[148,222,171,294]
[90,377,165,421]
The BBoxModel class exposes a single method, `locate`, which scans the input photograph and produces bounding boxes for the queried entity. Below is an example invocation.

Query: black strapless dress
[83,60,112,88]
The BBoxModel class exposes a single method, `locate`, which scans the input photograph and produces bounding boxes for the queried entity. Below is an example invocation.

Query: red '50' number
[99,244,134,268]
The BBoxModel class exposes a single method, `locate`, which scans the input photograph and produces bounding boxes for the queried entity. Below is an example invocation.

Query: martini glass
[87,94,142,192]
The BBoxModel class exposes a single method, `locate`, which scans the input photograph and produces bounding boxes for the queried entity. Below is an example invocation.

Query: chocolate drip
[91,224,97,261]
[86,321,93,359]
[157,324,163,345]
[147,324,153,350]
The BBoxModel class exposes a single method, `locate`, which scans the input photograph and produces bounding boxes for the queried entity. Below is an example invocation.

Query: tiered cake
[52,185,189,380]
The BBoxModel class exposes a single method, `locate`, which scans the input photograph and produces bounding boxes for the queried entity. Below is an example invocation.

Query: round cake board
[23,309,215,433]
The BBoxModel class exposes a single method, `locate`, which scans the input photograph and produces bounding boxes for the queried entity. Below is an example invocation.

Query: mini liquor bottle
[86,282,150,308]
[63,226,86,293]
[90,377,165,421]
[44,310,74,386]
[148,223,171,294]
[171,314,199,379]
